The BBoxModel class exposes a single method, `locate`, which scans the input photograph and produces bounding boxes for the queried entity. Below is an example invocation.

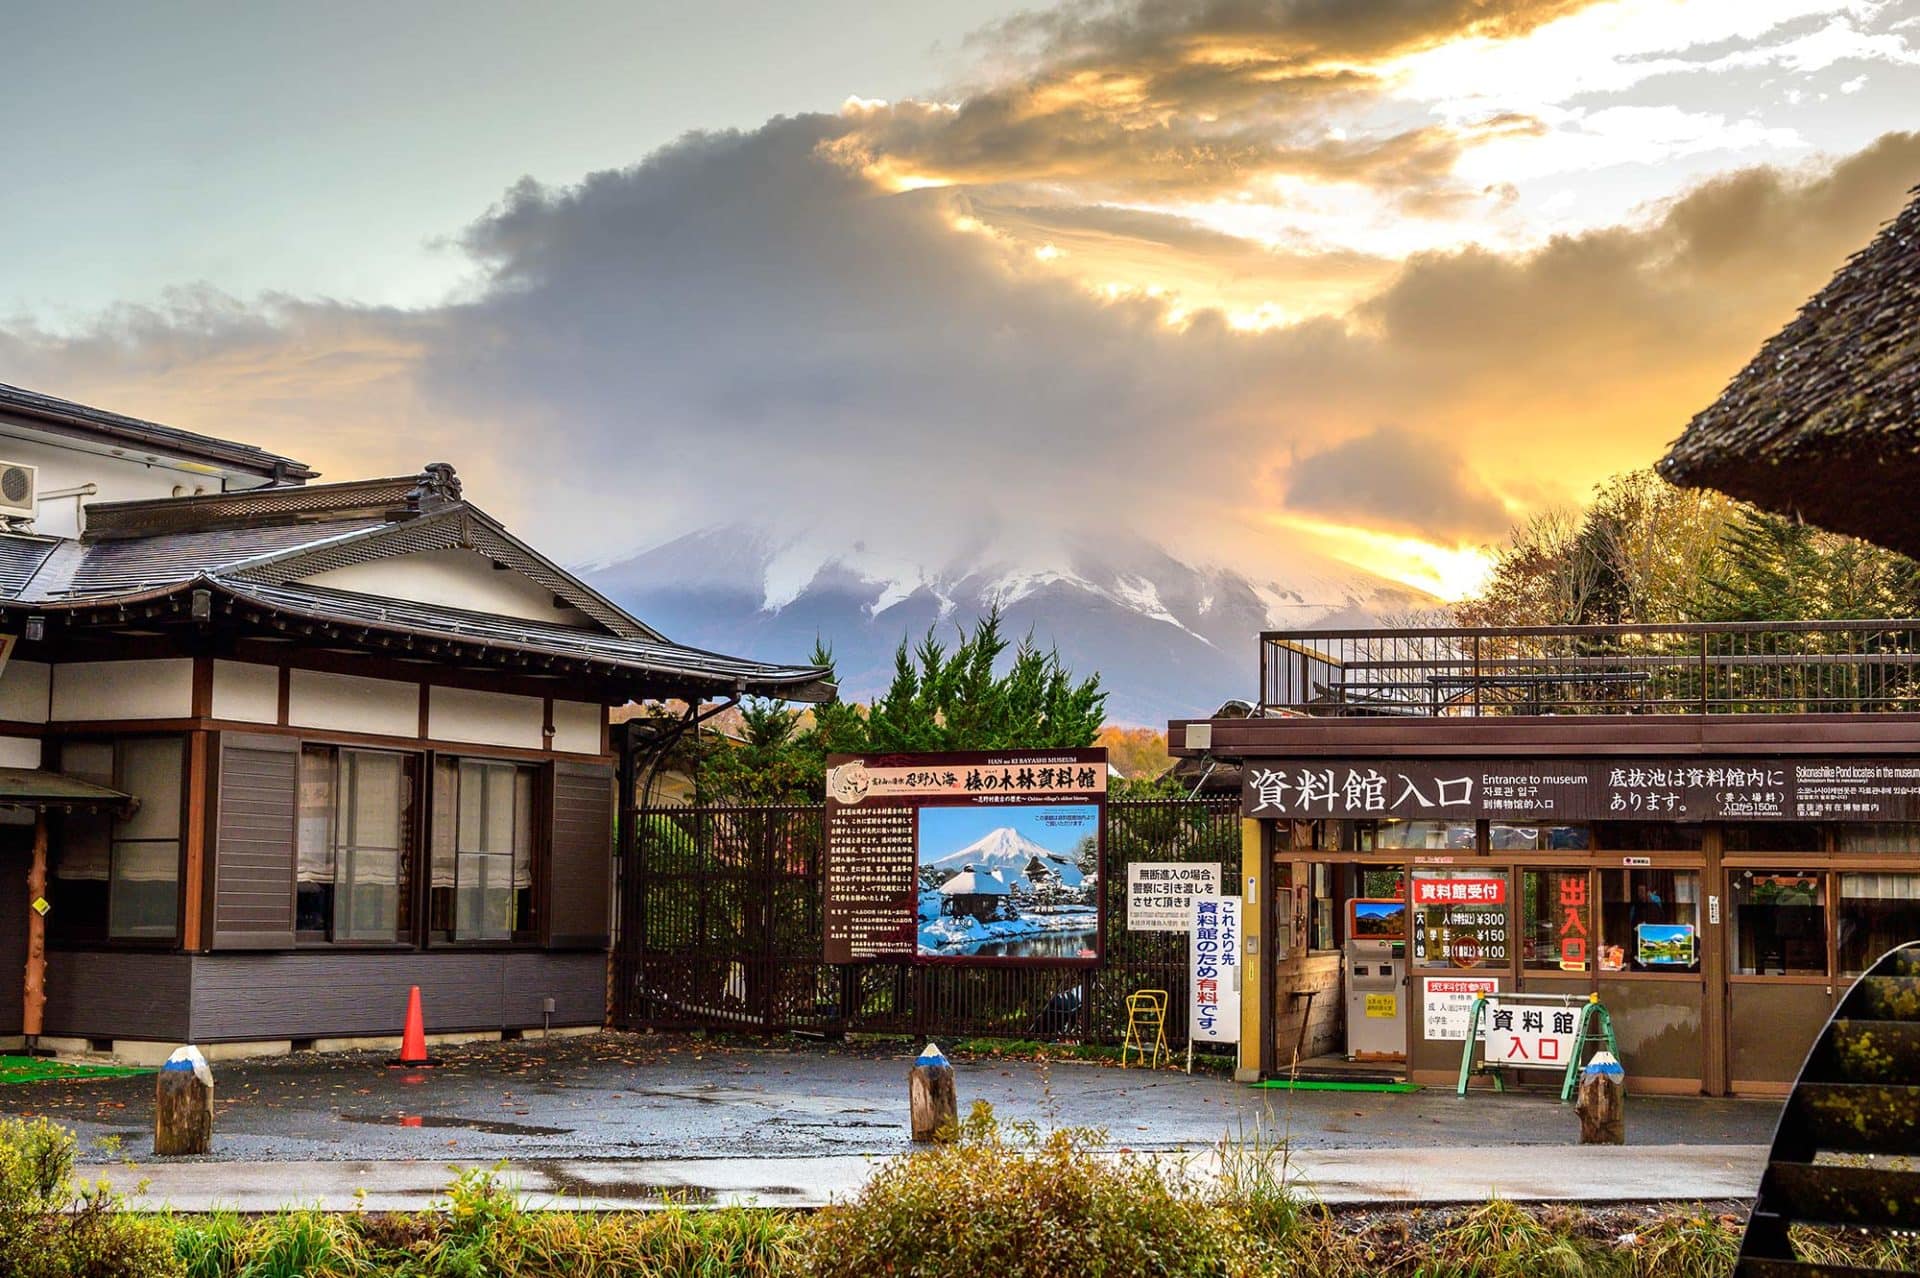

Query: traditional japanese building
[1169,625,1920,1096]
[0,382,829,1060]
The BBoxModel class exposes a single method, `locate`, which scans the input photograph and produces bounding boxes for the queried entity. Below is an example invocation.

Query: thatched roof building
[1659,184,1920,554]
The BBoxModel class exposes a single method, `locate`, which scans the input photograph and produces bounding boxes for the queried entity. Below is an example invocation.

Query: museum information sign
[824,749,1107,964]
[1242,758,1920,822]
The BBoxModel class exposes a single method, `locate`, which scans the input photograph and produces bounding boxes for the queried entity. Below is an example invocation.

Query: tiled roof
[0,536,59,599]
[0,382,317,481]
[220,579,834,696]
[17,520,386,600]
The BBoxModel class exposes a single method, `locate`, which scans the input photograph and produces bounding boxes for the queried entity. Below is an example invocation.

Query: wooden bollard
[909,1042,957,1143]
[1575,1050,1625,1145]
[154,1045,213,1156]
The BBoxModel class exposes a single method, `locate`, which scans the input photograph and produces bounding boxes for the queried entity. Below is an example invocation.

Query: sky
[918,804,1101,862]
[4,0,1919,600]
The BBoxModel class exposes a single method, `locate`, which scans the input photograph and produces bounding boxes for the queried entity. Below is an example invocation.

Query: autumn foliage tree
[1456,469,1920,627]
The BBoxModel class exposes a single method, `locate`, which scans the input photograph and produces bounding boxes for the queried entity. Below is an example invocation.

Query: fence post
[1699,631,1709,713]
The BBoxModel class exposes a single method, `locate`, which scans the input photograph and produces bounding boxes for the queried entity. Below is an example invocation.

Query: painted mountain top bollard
[910,1041,958,1143]
[154,1045,213,1156]
[1575,1051,1625,1145]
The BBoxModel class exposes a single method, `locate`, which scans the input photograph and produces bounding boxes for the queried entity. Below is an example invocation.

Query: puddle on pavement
[535,1165,718,1204]
[340,1113,571,1137]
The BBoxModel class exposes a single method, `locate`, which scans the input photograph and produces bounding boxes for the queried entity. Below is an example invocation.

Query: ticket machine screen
[1350,898,1406,942]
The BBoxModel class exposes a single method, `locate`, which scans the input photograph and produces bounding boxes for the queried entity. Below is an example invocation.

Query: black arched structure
[1738,939,1920,1275]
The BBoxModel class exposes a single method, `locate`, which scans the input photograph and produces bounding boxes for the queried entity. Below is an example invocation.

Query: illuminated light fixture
[23,615,44,643]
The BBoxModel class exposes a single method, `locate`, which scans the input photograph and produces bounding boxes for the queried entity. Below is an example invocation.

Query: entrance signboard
[824,749,1107,965]
[1243,758,1920,822]
[1483,998,1581,1070]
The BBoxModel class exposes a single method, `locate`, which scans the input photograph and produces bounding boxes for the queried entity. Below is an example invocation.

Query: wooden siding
[547,761,613,949]
[185,951,604,1041]
[209,733,297,949]
[43,951,192,1041]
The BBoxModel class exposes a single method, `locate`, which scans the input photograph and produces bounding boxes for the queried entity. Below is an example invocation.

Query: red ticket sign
[1413,878,1507,907]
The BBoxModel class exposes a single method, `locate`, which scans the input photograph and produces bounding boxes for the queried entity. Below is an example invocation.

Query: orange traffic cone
[390,985,434,1067]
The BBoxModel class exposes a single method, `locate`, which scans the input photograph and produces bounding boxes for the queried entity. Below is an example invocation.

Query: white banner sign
[1128,862,1221,931]
[1422,976,1500,1041]
[1190,895,1241,1044]
[1483,998,1580,1069]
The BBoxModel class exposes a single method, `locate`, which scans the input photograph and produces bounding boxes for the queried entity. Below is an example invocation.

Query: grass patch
[0,1055,151,1085]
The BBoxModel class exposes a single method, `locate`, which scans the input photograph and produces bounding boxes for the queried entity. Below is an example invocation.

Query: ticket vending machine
[1345,898,1408,1060]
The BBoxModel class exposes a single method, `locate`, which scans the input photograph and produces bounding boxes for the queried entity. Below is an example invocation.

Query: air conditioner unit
[0,462,36,520]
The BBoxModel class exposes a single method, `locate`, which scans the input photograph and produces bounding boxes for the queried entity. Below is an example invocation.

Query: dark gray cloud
[1282,424,1512,540]
[3,122,1917,575]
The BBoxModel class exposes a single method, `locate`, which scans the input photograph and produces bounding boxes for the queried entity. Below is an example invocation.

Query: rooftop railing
[1259,621,1920,717]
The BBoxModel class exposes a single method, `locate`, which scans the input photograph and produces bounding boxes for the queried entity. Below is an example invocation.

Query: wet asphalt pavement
[0,1032,1782,1164]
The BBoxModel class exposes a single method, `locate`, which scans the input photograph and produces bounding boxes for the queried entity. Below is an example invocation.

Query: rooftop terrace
[1260,621,1920,719]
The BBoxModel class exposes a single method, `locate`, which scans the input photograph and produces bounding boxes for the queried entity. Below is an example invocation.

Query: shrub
[803,1101,1246,1278]
[0,1116,182,1278]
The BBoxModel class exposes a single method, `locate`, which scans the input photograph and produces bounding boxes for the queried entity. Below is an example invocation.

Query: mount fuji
[924,827,1074,884]
[582,525,1433,725]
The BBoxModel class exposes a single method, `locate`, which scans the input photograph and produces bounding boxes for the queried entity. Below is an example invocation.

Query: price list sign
[823,748,1108,965]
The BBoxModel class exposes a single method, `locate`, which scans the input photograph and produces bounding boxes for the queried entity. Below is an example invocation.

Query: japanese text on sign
[1191,896,1241,1044]
[1483,998,1579,1070]
[1423,976,1499,1041]
[1128,862,1220,931]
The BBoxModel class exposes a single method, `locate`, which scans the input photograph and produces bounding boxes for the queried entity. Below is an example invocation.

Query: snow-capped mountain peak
[583,523,1433,724]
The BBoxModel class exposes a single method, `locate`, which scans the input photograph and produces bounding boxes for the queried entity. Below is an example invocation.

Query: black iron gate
[612,796,1242,1045]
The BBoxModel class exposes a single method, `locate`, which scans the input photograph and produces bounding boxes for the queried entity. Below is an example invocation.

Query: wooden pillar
[22,811,46,1044]
[1237,818,1268,1082]
[180,732,209,951]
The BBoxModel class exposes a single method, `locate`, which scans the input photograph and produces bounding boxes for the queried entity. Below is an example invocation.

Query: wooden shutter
[208,733,298,950]
[546,760,613,948]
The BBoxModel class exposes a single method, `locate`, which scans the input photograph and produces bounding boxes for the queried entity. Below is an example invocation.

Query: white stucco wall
[51,659,194,721]
[211,660,280,724]
[287,670,419,738]
[0,660,50,724]
[428,686,544,749]
[0,422,241,540]
[297,547,596,628]
[0,736,42,768]
[551,700,604,755]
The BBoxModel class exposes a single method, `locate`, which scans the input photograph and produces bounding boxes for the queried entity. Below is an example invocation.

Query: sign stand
[1456,992,1618,1101]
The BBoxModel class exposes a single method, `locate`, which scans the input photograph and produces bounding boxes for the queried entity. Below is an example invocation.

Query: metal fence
[612,796,1242,1044]
[1261,620,1920,717]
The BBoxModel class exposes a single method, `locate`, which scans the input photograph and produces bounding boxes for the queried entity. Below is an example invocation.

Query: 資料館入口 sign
[824,749,1107,965]
[1242,759,1920,822]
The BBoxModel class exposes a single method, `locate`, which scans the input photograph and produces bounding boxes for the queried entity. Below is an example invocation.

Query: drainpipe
[23,811,46,1052]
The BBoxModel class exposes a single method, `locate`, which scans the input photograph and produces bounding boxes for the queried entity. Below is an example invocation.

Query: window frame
[294,744,419,949]
[428,754,545,947]
[49,734,189,949]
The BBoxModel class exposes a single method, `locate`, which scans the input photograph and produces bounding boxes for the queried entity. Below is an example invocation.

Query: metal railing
[1259,621,1920,717]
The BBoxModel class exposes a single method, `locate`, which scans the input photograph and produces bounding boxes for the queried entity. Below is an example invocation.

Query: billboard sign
[1243,758,1920,822]
[824,749,1107,965]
